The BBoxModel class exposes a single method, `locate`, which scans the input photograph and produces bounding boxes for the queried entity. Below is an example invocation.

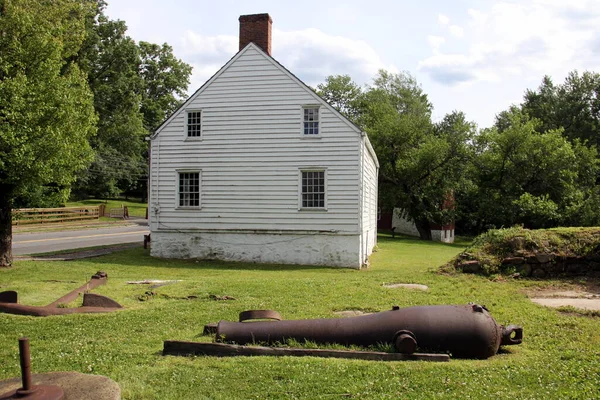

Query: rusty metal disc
[393,330,417,354]
[0,384,64,400]
[239,310,282,322]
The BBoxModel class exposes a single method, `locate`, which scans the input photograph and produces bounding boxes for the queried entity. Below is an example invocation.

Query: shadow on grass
[88,247,345,272]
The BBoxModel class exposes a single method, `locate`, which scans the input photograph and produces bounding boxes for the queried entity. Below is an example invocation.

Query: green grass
[1,235,599,399]
[66,198,147,218]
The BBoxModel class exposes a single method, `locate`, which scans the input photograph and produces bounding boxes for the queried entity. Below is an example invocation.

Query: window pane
[179,172,200,207]
[187,111,202,137]
[301,170,325,208]
[303,108,319,135]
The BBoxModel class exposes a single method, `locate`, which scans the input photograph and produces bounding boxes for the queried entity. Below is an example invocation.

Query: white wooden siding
[360,137,379,262]
[151,45,361,234]
[362,141,378,232]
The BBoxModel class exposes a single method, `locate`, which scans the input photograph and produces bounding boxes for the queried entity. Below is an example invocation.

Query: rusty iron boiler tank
[216,304,523,359]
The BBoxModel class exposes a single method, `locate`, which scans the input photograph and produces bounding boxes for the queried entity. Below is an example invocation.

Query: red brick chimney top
[239,13,272,55]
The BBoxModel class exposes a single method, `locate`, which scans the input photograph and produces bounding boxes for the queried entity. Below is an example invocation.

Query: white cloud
[419,0,600,86]
[179,31,238,88]
[437,14,464,39]
[274,28,397,86]
[449,25,464,38]
[180,27,397,90]
[428,35,446,50]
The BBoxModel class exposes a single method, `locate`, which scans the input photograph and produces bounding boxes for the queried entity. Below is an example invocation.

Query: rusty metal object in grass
[163,341,450,362]
[0,338,64,400]
[238,309,282,322]
[215,304,523,359]
[0,272,121,317]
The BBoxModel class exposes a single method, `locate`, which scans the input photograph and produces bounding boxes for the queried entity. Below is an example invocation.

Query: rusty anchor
[0,338,64,400]
[0,272,121,316]
[213,304,523,359]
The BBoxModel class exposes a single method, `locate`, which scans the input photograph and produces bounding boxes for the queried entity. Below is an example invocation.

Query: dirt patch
[531,298,600,311]
[525,281,600,298]
[526,282,600,311]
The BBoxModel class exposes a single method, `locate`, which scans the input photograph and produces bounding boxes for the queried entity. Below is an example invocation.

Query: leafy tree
[70,2,191,200]
[316,74,362,121]
[139,41,192,132]
[0,0,97,266]
[358,71,474,239]
[523,71,600,147]
[457,108,598,232]
[71,1,145,199]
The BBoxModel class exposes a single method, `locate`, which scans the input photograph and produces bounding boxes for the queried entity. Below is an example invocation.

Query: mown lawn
[0,235,598,399]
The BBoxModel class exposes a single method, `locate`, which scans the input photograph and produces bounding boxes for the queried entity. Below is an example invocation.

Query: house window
[300,170,325,209]
[187,111,202,137]
[303,107,319,135]
[178,171,200,207]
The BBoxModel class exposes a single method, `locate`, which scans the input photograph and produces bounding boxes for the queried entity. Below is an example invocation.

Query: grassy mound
[449,227,600,276]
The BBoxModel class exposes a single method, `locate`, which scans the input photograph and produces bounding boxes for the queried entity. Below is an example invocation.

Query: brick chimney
[239,13,272,55]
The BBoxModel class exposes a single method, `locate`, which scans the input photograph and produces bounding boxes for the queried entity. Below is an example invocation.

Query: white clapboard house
[148,14,379,268]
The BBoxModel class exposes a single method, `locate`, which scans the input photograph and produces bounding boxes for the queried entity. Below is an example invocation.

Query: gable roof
[153,42,363,137]
[151,42,378,167]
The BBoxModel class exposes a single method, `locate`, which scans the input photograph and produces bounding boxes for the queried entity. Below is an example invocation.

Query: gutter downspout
[146,137,160,231]
[359,133,365,268]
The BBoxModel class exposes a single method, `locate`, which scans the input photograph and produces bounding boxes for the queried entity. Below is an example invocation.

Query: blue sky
[106,0,600,128]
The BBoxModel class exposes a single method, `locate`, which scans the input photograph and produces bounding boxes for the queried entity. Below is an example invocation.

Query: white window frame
[298,168,327,211]
[185,109,203,140]
[300,105,321,138]
[176,169,202,209]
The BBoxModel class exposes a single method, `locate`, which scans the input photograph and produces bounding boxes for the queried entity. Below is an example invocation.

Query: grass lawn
[0,234,598,399]
[66,198,147,218]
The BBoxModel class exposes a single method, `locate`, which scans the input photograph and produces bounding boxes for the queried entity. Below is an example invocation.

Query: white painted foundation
[431,229,454,243]
[391,211,420,236]
[151,231,362,268]
[391,208,455,243]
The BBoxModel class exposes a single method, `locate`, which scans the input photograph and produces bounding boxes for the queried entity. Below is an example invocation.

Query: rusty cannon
[0,271,122,317]
[215,304,523,359]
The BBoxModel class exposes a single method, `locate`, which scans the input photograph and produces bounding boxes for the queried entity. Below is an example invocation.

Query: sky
[105,0,600,129]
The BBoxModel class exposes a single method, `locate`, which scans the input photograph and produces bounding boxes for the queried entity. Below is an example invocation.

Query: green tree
[316,74,362,121]
[72,2,191,200]
[73,1,145,199]
[358,71,474,239]
[523,71,600,147]
[139,41,192,132]
[0,0,97,266]
[458,108,598,232]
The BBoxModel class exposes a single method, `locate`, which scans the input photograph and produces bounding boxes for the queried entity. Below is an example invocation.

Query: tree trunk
[414,218,432,241]
[0,184,14,267]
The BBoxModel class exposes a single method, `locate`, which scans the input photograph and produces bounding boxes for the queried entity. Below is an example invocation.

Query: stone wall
[456,251,600,277]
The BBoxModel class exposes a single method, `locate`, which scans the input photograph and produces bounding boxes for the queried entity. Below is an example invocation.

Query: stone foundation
[151,231,362,268]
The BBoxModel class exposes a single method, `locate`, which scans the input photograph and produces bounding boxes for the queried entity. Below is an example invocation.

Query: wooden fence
[12,206,100,225]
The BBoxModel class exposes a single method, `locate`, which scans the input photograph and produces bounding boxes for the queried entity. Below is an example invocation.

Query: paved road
[12,223,150,255]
